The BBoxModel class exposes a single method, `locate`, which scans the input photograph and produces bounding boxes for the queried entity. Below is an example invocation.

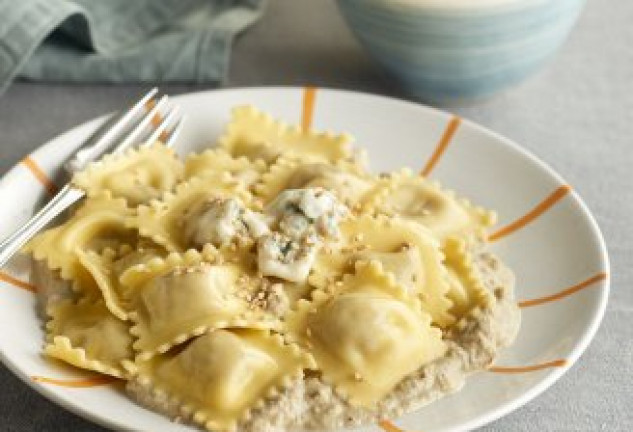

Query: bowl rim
[338,0,560,13]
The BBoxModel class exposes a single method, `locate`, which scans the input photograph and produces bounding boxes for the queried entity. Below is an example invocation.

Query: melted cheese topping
[130,177,253,252]
[257,232,318,283]
[267,188,348,239]
[183,197,269,248]
[256,188,348,283]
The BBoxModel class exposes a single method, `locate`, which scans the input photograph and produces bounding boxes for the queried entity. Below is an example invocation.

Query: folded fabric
[0,0,266,95]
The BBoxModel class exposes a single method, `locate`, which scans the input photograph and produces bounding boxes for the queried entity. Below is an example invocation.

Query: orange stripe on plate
[420,115,461,177]
[488,185,572,242]
[302,86,317,132]
[31,375,117,388]
[489,359,567,374]
[145,97,165,135]
[21,156,58,196]
[145,96,169,143]
[519,272,607,308]
[0,271,37,293]
[379,420,406,432]
[158,131,169,142]
[151,114,162,128]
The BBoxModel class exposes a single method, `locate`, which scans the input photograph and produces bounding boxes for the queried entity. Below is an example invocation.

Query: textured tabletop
[0,0,630,431]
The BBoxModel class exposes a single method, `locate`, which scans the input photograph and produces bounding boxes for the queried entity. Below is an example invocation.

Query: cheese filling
[184,197,269,248]
[257,188,348,283]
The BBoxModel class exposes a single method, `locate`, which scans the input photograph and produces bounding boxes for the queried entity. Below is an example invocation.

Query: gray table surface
[0,0,631,431]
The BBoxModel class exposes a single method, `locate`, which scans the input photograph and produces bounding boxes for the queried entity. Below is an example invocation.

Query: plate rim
[0,86,610,432]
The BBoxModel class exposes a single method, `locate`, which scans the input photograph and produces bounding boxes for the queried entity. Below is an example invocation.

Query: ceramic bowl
[337,0,586,103]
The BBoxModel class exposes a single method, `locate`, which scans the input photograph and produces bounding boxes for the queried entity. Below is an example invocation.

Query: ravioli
[128,329,314,432]
[77,245,165,320]
[130,177,253,252]
[255,155,375,206]
[129,257,278,359]
[443,237,494,319]
[46,299,133,377]
[184,148,267,188]
[25,194,136,283]
[287,261,446,407]
[311,215,454,327]
[27,104,516,432]
[363,169,496,242]
[72,143,183,206]
[219,105,353,165]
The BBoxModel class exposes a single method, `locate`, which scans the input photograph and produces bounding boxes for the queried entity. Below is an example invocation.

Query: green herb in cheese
[183,197,269,248]
[267,188,348,239]
[257,188,349,283]
[257,232,318,283]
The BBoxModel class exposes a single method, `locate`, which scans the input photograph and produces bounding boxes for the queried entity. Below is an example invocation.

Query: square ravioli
[286,261,447,407]
[128,329,314,432]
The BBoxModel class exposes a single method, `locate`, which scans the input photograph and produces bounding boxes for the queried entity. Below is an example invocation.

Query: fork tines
[0,88,185,269]
[65,88,184,175]
[114,89,184,154]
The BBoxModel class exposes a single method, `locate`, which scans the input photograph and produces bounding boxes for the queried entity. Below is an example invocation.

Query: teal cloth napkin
[0,0,266,94]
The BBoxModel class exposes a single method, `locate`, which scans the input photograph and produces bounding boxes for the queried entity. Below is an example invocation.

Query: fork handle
[0,184,85,268]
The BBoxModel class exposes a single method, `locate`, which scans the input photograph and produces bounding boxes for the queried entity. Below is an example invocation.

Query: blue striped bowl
[337,0,585,103]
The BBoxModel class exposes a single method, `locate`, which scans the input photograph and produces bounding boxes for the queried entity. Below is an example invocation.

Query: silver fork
[0,88,184,268]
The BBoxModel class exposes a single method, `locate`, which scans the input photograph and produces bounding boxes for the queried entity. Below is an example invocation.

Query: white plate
[0,87,609,432]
